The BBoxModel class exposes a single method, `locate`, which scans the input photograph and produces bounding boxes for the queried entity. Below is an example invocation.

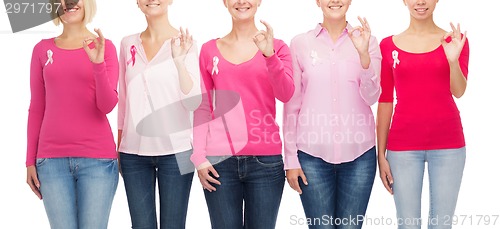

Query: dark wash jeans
[204,155,286,229]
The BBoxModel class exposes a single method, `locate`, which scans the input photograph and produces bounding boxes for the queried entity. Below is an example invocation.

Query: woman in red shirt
[377,0,469,228]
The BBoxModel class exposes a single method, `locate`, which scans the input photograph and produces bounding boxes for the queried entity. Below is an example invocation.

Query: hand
[83,28,106,64]
[442,22,467,63]
[26,166,42,199]
[378,157,394,194]
[348,16,371,56]
[286,168,308,194]
[171,27,193,62]
[253,20,275,57]
[197,161,221,192]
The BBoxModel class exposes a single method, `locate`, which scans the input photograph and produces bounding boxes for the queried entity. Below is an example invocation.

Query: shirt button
[333,98,337,102]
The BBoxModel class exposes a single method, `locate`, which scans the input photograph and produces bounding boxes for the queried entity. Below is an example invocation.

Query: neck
[143,14,175,41]
[228,18,259,41]
[321,18,347,39]
[407,16,439,34]
[60,23,91,39]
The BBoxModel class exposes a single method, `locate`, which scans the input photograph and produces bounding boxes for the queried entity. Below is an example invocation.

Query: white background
[1,0,499,228]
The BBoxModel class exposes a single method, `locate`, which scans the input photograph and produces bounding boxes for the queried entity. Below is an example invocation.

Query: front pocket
[254,155,284,167]
[35,158,47,167]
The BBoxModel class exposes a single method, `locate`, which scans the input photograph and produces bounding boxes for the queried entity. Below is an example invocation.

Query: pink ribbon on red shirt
[127,45,137,66]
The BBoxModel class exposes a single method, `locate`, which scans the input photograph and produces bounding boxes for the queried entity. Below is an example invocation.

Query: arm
[265,41,295,103]
[377,43,395,194]
[117,38,127,150]
[175,41,202,111]
[450,38,469,98]
[283,37,308,194]
[358,36,382,105]
[441,24,469,98]
[94,40,119,114]
[26,42,44,199]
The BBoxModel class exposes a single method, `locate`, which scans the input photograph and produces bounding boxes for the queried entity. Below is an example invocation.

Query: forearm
[450,60,467,98]
[94,63,118,113]
[174,60,194,95]
[376,103,393,159]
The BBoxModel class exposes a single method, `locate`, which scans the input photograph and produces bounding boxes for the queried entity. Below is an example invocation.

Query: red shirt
[378,36,469,151]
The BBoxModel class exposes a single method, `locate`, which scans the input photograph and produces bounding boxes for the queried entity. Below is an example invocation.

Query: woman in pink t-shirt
[26,0,119,228]
[377,0,469,228]
[192,0,294,228]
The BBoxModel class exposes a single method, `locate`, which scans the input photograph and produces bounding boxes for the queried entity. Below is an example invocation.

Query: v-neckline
[137,33,172,64]
[214,38,260,66]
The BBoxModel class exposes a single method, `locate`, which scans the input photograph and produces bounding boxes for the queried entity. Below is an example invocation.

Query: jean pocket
[35,158,47,167]
[254,155,284,167]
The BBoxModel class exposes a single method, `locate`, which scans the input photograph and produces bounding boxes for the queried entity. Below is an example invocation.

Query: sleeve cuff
[284,153,301,170]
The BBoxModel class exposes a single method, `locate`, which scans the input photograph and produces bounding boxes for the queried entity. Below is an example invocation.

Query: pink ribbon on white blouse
[127,45,137,66]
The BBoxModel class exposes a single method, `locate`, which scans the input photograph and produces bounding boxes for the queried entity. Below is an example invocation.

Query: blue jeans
[36,157,119,229]
[387,147,466,229]
[204,155,286,229]
[298,146,376,229]
[119,150,194,229]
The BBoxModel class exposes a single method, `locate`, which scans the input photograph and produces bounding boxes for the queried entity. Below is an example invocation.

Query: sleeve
[94,39,119,114]
[378,39,395,103]
[26,42,45,167]
[459,37,469,79]
[358,36,382,105]
[283,37,303,170]
[191,43,214,168]
[179,41,202,111]
[117,39,127,130]
[265,39,295,103]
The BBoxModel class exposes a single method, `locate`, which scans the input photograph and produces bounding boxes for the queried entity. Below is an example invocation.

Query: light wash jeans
[36,157,119,229]
[387,147,466,229]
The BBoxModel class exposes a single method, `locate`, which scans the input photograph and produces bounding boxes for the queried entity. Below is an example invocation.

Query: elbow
[452,88,466,99]
[99,98,118,114]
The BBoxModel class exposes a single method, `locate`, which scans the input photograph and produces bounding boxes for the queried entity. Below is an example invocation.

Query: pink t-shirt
[378,36,469,151]
[26,38,119,166]
[191,39,295,167]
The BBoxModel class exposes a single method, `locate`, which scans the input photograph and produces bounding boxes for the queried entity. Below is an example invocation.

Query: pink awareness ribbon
[127,45,137,66]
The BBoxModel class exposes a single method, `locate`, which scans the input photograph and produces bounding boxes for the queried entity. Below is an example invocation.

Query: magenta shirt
[26,38,119,166]
[283,24,381,169]
[378,36,469,151]
[191,38,294,168]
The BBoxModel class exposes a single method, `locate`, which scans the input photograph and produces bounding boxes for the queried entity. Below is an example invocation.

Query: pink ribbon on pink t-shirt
[127,45,137,66]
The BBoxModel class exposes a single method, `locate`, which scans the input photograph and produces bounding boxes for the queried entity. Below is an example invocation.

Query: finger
[180,26,185,40]
[441,31,453,44]
[202,180,217,192]
[185,28,190,40]
[204,173,221,185]
[380,173,392,194]
[82,40,92,55]
[27,177,42,199]
[287,177,302,194]
[94,28,105,44]
[208,166,220,178]
[461,31,467,45]
[260,19,274,37]
[363,17,371,32]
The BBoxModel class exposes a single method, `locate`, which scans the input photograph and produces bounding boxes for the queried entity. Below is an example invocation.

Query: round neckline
[51,37,95,51]
[390,35,442,55]
[214,38,260,66]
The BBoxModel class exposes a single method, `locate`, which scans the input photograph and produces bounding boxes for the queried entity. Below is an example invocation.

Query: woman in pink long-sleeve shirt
[25,0,119,228]
[283,0,381,228]
[191,0,294,228]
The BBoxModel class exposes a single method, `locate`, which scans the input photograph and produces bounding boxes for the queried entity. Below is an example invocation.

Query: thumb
[300,171,308,185]
[82,40,91,56]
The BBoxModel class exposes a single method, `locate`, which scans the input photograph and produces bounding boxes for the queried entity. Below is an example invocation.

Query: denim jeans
[203,155,286,229]
[297,146,377,229]
[119,150,194,229]
[36,157,119,229]
[387,147,466,229]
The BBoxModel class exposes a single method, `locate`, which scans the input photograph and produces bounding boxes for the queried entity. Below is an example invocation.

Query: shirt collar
[314,22,352,38]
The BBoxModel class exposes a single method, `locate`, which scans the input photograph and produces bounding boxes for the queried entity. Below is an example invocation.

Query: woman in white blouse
[117,0,201,228]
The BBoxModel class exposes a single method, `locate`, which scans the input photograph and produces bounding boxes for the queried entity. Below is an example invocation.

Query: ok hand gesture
[83,28,106,64]
[348,16,371,56]
[171,27,193,62]
[442,22,467,63]
[253,20,275,57]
